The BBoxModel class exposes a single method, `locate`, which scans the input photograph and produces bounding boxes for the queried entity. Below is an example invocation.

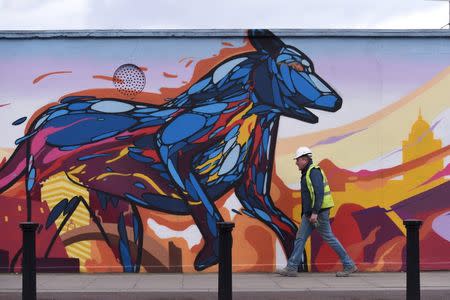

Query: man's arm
[310,168,324,214]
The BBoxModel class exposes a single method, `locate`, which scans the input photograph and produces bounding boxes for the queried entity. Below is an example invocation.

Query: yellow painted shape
[188,200,202,205]
[203,103,256,182]
[133,173,167,196]
[106,147,129,163]
[292,191,301,198]
[229,102,253,124]
[305,236,312,271]
[171,193,182,199]
[236,114,257,145]
[196,152,223,175]
[207,172,219,183]
[66,165,88,184]
[292,204,301,223]
[67,164,86,176]
[385,210,406,236]
[95,172,131,180]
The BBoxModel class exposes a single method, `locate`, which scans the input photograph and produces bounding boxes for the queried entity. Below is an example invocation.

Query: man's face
[295,156,309,171]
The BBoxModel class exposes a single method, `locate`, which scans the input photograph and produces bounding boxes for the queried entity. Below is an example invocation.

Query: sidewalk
[1,271,449,299]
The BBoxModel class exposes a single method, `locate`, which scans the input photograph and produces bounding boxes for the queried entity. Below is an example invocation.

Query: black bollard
[20,222,39,300]
[217,222,235,300]
[403,219,422,300]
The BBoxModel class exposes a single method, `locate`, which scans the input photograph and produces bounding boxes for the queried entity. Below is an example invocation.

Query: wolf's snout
[315,94,342,112]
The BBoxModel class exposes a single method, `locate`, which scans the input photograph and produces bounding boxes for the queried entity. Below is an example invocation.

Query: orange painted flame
[163,72,178,78]
[33,71,72,84]
[364,236,405,272]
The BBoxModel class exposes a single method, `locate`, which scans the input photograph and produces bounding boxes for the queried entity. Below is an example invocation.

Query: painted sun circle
[113,64,146,97]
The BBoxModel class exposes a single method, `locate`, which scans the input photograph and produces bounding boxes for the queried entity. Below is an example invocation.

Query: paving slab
[0,271,449,299]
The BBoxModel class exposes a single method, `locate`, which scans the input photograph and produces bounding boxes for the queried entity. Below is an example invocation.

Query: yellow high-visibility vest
[305,164,334,210]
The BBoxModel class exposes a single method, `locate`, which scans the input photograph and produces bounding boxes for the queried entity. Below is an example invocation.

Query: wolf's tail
[0,142,27,193]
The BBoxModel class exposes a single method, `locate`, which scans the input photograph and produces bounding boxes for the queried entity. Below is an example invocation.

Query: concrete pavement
[1,271,449,299]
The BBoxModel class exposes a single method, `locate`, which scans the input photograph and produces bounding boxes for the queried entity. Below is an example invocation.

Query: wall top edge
[1,29,450,39]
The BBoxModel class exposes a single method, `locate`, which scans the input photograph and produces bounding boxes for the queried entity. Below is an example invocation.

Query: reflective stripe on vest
[305,164,334,209]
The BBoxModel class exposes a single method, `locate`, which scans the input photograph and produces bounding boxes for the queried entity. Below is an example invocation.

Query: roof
[1,29,450,39]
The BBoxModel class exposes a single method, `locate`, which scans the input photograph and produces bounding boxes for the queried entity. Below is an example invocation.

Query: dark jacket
[300,160,327,216]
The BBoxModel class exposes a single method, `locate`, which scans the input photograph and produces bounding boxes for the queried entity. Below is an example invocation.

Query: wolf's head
[248,29,342,123]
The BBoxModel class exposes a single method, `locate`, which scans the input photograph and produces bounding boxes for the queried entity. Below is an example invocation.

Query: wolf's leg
[117,211,133,272]
[25,153,37,221]
[113,201,144,272]
[130,203,143,272]
[235,182,297,256]
[188,196,224,271]
[91,191,143,273]
[158,114,226,270]
[165,157,223,270]
[235,119,297,258]
[44,196,81,258]
[180,171,223,270]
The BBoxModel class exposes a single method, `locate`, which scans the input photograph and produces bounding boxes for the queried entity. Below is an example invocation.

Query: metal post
[403,219,422,300]
[20,222,38,300]
[217,222,235,300]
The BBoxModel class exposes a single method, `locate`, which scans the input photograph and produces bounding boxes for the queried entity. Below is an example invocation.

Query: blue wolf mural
[0,29,342,272]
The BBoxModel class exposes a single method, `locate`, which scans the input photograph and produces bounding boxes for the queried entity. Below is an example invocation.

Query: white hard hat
[294,146,312,159]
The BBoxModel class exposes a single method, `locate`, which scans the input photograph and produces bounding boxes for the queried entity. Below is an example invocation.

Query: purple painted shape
[312,128,367,147]
[0,250,8,273]
[352,206,404,262]
[36,258,80,273]
[432,211,450,242]
[392,181,450,220]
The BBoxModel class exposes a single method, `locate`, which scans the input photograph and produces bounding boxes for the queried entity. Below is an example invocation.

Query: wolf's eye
[288,62,304,72]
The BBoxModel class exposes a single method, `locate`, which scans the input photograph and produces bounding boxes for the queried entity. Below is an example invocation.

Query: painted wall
[0,30,448,273]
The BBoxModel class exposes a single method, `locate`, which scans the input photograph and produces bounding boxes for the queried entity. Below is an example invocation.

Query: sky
[0,0,449,30]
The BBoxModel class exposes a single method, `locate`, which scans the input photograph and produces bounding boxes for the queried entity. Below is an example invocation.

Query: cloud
[0,0,448,29]
[374,5,449,29]
[0,0,90,29]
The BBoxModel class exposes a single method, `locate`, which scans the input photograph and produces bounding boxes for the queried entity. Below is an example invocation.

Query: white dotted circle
[113,64,146,97]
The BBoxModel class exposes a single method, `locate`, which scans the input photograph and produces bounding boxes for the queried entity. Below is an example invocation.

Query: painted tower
[402,111,443,186]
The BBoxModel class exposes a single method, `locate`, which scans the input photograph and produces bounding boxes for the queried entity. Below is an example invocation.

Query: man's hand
[309,213,318,224]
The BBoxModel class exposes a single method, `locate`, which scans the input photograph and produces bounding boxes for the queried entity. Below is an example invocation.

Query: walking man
[276,146,357,277]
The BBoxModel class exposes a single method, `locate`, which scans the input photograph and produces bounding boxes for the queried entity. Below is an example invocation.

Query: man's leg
[316,210,357,276]
[277,215,313,276]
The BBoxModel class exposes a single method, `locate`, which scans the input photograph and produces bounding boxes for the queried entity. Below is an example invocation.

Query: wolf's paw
[194,243,219,271]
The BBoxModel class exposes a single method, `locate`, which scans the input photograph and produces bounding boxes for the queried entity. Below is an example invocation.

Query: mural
[0,29,449,273]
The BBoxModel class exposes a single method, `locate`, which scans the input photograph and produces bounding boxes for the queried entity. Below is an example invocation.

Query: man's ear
[247,29,285,57]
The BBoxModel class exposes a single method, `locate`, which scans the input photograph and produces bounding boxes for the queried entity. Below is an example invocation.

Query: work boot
[275,266,298,277]
[336,265,358,277]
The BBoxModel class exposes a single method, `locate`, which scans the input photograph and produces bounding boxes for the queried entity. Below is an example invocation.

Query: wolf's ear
[248,29,285,57]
